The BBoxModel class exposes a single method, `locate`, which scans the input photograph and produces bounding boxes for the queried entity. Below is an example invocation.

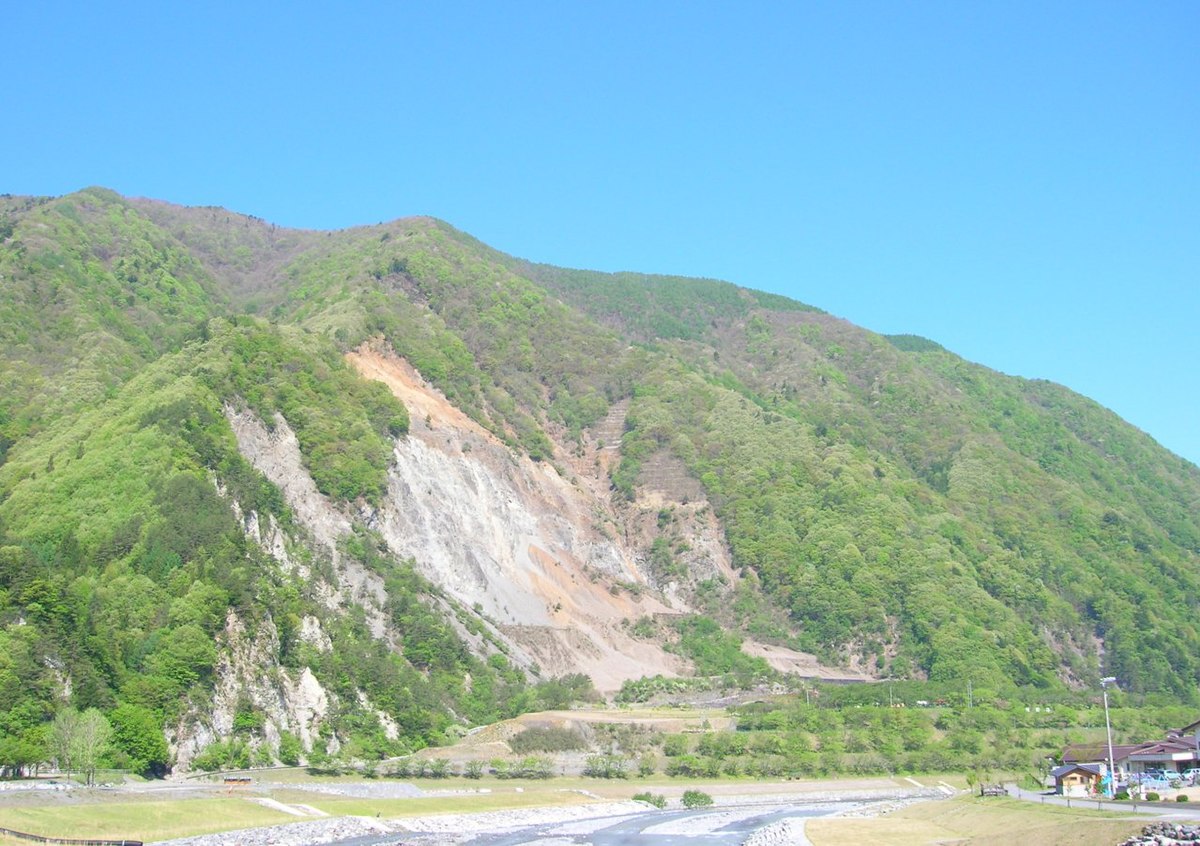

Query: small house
[1052,763,1104,797]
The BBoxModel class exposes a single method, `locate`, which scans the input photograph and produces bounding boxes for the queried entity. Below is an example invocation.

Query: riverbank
[150,782,940,845]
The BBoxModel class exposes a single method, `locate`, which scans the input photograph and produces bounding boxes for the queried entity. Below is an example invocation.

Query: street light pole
[1101,676,1117,798]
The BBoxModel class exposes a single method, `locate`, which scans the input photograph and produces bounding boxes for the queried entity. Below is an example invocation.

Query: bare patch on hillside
[348,343,686,691]
[742,640,871,682]
[347,344,494,440]
[638,450,706,504]
[346,342,860,690]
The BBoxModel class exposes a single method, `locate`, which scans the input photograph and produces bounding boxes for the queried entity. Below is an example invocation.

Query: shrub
[250,744,273,768]
[682,789,714,809]
[277,731,302,767]
[583,754,629,779]
[633,791,667,808]
[1177,794,1189,802]
[1146,792,1160,801]
[192,739,250,772]
[1114,789,1130,800]
[427,758,451,778]
[463,759,484,779]
[513,756,554,779]
[509,726,586,754]
[662,735,689,757]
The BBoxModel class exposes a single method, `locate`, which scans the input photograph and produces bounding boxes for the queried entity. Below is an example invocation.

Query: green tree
[109,703,169,777]
[145,624,217,690]
[75,708,112,786]
[49,708,80,779]
[52,708,111,785]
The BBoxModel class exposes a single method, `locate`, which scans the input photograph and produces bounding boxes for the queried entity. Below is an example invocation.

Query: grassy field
[807,796,1148,846]
[0,773,920,841]
[281,787,595,818]
[0,774,1154,845]
[0,797,294,843]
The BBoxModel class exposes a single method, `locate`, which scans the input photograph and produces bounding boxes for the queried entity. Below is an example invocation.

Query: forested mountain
[1,187,1197,771]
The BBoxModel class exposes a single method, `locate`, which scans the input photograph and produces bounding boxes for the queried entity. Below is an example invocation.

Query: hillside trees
[1,184,1199,773]
[610,341,1194,692]
[0,305,550,768]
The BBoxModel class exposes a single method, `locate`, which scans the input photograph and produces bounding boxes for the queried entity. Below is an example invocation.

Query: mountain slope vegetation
[0,188,1197,772]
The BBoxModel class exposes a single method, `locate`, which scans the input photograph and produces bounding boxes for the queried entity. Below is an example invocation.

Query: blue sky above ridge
[4,1,1198,463]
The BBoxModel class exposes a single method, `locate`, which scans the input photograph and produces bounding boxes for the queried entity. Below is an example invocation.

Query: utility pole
[1101,676,1117,798]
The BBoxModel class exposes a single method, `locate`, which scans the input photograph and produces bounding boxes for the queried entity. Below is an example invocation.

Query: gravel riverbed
[152,784,940,846]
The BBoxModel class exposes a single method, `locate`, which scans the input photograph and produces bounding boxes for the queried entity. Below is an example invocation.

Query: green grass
[807,795,1147,846]
[0,797,294,843]
[287,788,594,818]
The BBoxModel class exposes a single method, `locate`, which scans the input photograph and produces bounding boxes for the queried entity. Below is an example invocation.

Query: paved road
[1004,784,1200,820]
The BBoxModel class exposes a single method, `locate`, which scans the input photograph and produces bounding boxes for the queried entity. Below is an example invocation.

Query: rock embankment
[1120,822,1200,845]
[743,818,812,846]
[155,815,395,846]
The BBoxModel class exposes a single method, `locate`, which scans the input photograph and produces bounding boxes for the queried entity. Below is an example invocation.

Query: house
[1052,763,1104,797]
[1061,743,1141,783]
[1125,738,1200,775]
[1060,723,1200,783]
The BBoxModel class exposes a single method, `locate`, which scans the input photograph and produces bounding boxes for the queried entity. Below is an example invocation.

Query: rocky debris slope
[743,817,812,846]
[154,815,395,846]
[1119,822,1200,845]
[348,345,688,690]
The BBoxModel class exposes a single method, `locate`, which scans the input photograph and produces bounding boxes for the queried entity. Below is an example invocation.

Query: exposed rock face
[288,667,331,753]
[225,404,390,639]
[298,615,332,652]
[225,405,351,555]
[207,341,848,720]
[349,345,687,690]
[172,612,337,768]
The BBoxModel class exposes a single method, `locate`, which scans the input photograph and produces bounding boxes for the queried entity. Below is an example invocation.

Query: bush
[277,731,302,766]
[1114,789,1129,800]
[508,726,586,754]
[427,758,451,778]
[192,739,250,772]
[583,754,629,779]
[633,791,667,808]
[491,756,554,779]
[513,756,554,779]
[682,789,714,809]
[1146,792,1160,801]
[1177,794,1189,802]
[662,735,689,757]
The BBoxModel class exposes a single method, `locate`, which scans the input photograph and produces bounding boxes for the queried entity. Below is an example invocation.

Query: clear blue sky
[5,2,1198,464]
